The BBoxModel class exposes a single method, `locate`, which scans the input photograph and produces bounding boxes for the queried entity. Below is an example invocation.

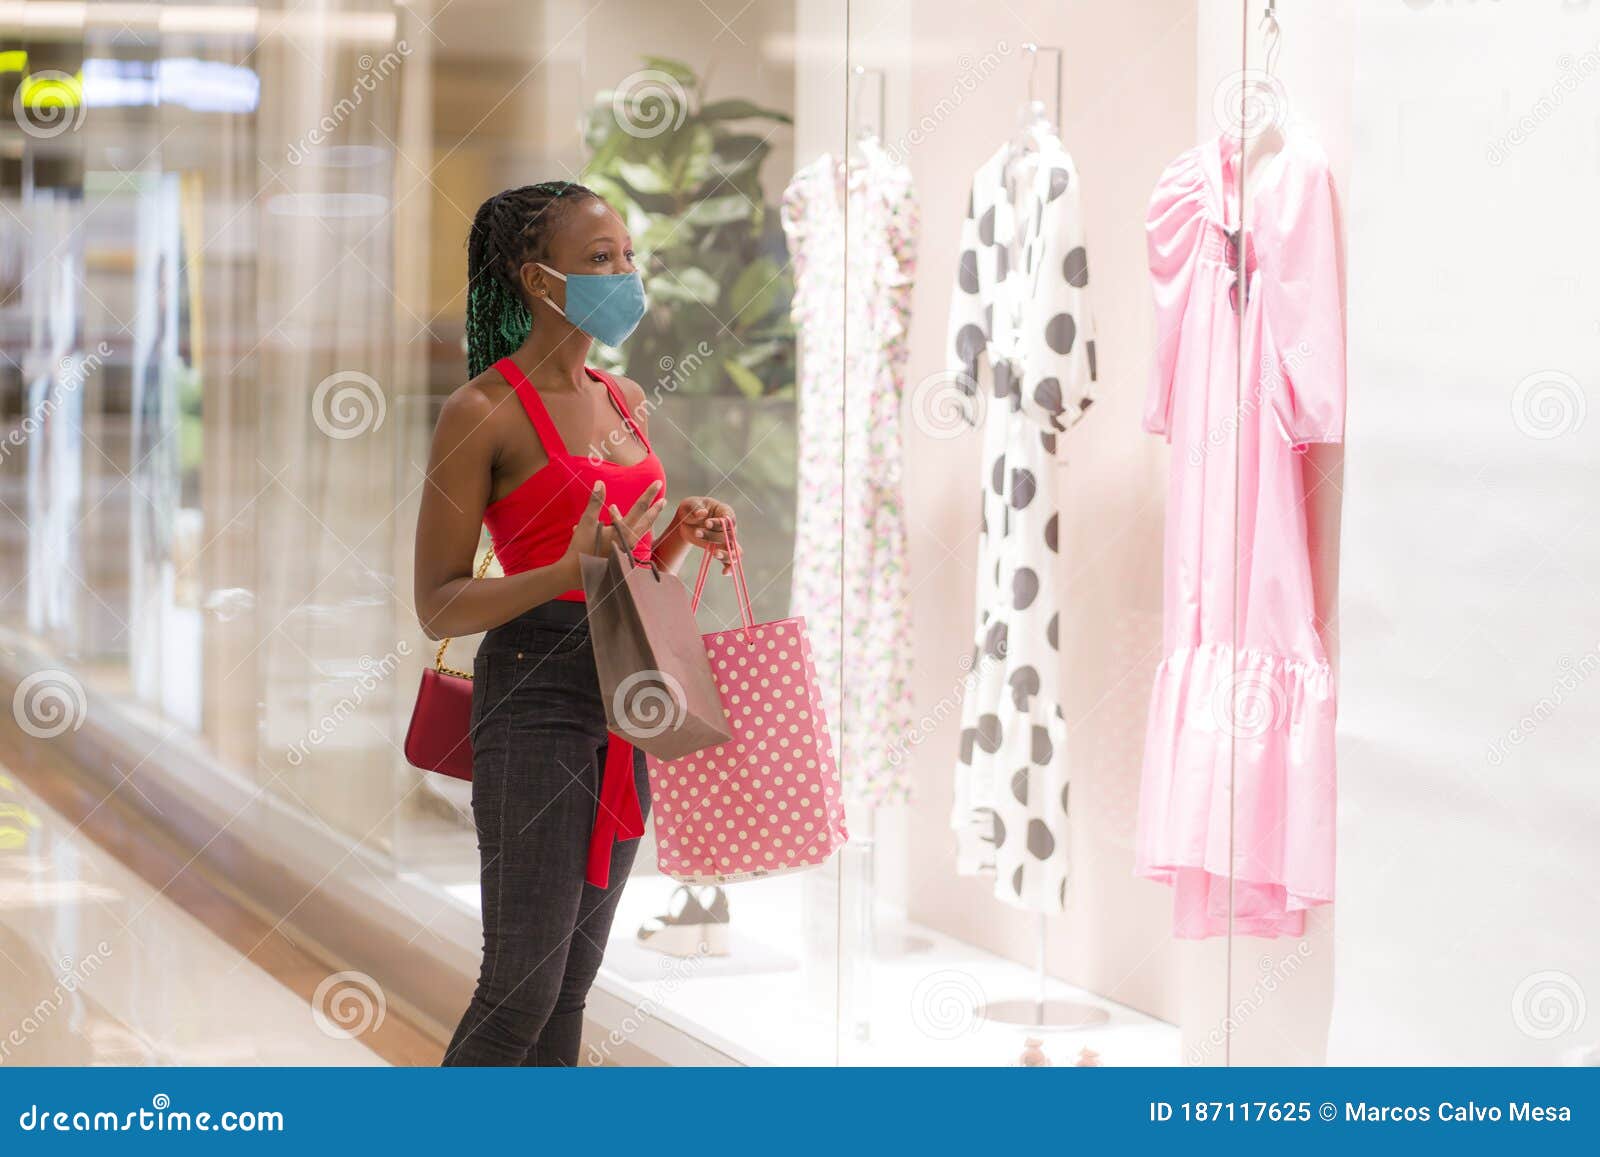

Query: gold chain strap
[433,545,496,679]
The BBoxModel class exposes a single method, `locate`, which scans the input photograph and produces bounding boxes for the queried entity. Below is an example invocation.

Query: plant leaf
[699,98,793,124]
[682,194,753,227]
[614,159,673,196]
[732,339,787,370]
[639,57,697,87]
[649,265,720,306]
[723,359,766,399]
[727,256,780,327]
[708,133,772,182]
[662,123,715,191]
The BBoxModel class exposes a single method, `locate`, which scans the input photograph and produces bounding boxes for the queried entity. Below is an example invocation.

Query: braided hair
[465,180,599,379]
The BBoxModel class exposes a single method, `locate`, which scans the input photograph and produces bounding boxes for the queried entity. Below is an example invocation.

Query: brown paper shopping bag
[580,522,731,761]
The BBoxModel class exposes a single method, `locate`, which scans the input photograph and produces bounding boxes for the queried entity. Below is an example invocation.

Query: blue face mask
[537,263,647,348]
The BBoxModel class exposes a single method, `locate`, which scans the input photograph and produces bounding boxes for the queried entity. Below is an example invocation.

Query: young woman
[414,181,735,1066]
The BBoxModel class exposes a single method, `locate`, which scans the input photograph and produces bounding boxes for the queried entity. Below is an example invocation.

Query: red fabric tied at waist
[585,732,645,889]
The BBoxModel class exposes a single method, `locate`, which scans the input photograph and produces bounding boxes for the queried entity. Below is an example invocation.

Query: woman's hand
[562,480,665,583]
[670,496,737,574]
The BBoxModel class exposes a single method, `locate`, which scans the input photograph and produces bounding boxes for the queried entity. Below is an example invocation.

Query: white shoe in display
[635,885,731,958]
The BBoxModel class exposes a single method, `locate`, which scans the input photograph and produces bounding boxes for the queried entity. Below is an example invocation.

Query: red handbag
[403,547,493,781]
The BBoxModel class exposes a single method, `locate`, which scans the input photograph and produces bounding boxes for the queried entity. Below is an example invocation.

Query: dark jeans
[442,599,648,1067]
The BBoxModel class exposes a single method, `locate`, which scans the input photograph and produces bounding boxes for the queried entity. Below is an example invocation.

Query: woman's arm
[413,386,577,641]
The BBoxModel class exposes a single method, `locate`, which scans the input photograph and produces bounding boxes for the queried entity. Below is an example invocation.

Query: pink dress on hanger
[1136,129,1345,939]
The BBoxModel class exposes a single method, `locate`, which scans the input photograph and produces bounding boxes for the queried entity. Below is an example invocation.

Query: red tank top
[483,358,666,601]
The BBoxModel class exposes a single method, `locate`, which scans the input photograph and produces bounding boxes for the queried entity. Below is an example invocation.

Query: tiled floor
[0,741,441,1067]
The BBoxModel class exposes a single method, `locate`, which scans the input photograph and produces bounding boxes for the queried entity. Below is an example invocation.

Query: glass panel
[833,0,1247,1066]
[1,10,263,748]
[1214,0,1340,1066]
[385,0,847,1064]
[1,0,849,1066]
[1231,0,1600,1066]
[1,3,416,891]
[553,0,848,1066]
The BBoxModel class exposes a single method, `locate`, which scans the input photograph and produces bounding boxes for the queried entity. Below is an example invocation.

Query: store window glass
[828,0,1249,1066]
[8,13,268,798]
[51,0,1600,1071]
[1226,0,1600,1067]
[2,0,850,1065]
[390,1,850,1065]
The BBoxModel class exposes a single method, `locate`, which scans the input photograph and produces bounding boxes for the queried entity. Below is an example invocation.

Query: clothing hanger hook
[1260,1,1282,79]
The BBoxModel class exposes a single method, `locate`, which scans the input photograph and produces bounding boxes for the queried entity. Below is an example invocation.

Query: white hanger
[1244,0,1287,173]
[848,65,885,165]
[1009,43,1062,159]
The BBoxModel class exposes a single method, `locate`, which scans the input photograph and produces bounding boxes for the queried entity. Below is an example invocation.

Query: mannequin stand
[979,915,1110,1029]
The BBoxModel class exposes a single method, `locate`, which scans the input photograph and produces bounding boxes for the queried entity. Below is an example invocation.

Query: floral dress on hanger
[782,137,918,807]
[946,128,1098,912]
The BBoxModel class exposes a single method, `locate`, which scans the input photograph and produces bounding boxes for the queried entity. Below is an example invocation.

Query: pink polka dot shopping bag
[647,531,849,884]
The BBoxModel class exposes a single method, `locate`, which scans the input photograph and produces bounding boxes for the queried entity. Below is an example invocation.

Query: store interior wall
[1330,0,1600,1065]
[843,0,1207,1034]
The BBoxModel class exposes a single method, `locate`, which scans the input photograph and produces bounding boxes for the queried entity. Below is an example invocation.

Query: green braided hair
[465,180,600,379]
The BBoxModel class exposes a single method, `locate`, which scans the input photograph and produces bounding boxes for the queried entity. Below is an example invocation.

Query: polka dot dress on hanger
[946,128,1098,913]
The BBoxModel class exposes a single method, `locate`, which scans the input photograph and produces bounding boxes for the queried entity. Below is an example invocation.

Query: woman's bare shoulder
[609,372,651,415]
[434,369,516,446]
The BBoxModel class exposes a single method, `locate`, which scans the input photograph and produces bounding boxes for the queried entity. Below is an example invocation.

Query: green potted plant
[583,57,799,619]
[582,55,795,400]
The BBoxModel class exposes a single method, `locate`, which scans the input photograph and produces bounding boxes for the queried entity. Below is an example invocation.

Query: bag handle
[434,542,496,679]
[691,524,755,632]
[603,511,660,582]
